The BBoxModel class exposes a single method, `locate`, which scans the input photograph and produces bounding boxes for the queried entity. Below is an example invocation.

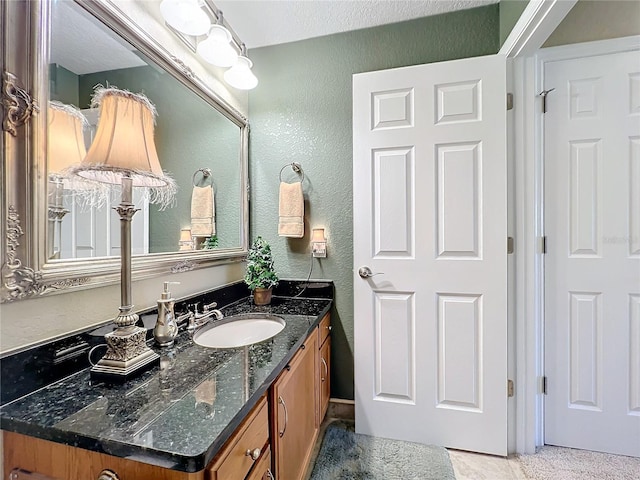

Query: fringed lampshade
[47,101,90,259]
[71,87,176,382]
[70,87,176,208]
[48,101,88,175]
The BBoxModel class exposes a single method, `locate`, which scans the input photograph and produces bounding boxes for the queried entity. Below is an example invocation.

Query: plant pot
[253,287,273,306]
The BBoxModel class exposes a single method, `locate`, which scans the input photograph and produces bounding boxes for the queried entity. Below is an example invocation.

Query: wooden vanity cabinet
[207,395,270,480]
[2,430,203,480]
[270,332,318,480]
[3,314,331,480]
[2,396,270,480]
[246,445,273,480]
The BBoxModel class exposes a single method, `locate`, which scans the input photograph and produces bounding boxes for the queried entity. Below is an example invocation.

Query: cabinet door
[318,337,331,427]
[271,334,318,480]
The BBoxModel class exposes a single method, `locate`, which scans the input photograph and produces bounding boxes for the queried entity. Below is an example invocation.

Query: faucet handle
[203,301,218,312]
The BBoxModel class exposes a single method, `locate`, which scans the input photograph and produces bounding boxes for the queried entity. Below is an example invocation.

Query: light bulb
[197,25,239,67]
[224,56,258,90]
[160,0,211,37]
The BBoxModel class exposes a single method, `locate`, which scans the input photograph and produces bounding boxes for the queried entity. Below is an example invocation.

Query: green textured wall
[248,5,500,400]
[79,66,242,253]
[499,0,529,46]
[49,64,79,106]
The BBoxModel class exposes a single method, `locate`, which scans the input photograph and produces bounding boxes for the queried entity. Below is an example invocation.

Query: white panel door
[544,50,640,457]
[60,184,149,258]
[353,54,507,455]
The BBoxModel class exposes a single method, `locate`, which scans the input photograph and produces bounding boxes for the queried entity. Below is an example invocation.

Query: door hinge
[507,236,514,254]
[507,379,515,397]
[541,376,548,395]
[506,93,514,111]
[541,236,547,254]
[539,88,555,113]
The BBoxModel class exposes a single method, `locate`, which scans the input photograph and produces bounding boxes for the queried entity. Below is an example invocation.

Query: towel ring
[192,168,212,187]
[279,162,304,183]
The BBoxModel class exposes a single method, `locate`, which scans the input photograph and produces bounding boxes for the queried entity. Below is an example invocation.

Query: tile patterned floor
[448,449,528,480]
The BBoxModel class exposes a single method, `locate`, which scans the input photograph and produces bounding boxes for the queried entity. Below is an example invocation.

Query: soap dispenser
[154,281,179,347]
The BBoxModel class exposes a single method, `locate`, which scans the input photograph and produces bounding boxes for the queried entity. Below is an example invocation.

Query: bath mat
[309,420,456,480]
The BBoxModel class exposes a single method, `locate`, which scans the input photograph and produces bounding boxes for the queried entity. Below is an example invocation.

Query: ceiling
[51,0,499,76]
[215,0,499,49]
[51,1,146,75]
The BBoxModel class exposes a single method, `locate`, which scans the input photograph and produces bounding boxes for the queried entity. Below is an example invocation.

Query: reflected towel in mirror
[191,185,215,236]
[278,181,304,238]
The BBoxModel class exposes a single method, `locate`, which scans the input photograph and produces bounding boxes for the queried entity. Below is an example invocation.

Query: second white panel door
[544,49,640,457]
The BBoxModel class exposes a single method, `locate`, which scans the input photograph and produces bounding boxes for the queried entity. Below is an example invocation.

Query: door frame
[499,0,577,454]
[509,17,640,455]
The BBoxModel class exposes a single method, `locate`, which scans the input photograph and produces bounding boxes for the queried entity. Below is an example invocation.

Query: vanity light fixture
[70,87,177,382]
[224,44,258,90]
[159,1,259,90]
[160,0,211,36]
[311,228,327,258]
[196,12,238,68]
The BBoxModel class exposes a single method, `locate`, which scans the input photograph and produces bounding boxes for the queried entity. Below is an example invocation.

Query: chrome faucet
[176,309,195,329]
[188,302,223,330]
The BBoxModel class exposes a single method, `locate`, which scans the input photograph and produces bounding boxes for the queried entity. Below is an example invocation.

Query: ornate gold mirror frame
[1,0,249,303]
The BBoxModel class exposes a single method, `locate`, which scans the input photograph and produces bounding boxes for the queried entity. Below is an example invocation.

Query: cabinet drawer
[207,396,269,480]
[317,313,331,347]
[246,445,273,480]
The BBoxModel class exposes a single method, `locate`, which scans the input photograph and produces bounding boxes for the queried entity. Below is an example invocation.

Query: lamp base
[90,325,159,382]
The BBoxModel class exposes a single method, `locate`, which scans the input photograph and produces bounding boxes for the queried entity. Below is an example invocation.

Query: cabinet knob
[97,470,119,480]
[245,447,261,461]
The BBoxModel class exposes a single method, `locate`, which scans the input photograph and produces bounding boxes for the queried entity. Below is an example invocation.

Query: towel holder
[192,168,212,187]
[279,162,304,183]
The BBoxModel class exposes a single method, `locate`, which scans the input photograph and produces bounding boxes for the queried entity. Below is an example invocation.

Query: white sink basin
[193,314,286,349]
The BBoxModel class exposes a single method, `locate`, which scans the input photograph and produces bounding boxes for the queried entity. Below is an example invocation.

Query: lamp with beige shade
[69,87,177,381]
[47,101,88,259]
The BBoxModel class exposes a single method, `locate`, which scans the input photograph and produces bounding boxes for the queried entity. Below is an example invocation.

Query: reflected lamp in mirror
[179,227,194,250]
[311,228,327,258]
[70,87,177,382]
[47,101,88,259]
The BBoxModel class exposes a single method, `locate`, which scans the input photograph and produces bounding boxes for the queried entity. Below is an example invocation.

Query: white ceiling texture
[51,0,498,75]
[216,0,499,49]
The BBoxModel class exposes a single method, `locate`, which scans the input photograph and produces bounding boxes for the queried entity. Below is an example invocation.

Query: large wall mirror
[1,0,249,302]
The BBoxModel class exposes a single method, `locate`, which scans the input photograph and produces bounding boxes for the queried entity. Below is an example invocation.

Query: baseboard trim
[327,398,355,420]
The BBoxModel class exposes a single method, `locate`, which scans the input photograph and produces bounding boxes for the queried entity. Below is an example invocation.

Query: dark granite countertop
[0,293,332,473]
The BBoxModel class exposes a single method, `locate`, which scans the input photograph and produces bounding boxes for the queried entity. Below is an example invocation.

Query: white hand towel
[191,185,215,237]
[278,181,304,238]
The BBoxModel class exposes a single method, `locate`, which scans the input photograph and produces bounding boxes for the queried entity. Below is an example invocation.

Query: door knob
[358,266,383,279]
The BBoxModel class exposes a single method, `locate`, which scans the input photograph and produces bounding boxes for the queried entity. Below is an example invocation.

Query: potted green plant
[244,236,279,305]
[202,235,218,250]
